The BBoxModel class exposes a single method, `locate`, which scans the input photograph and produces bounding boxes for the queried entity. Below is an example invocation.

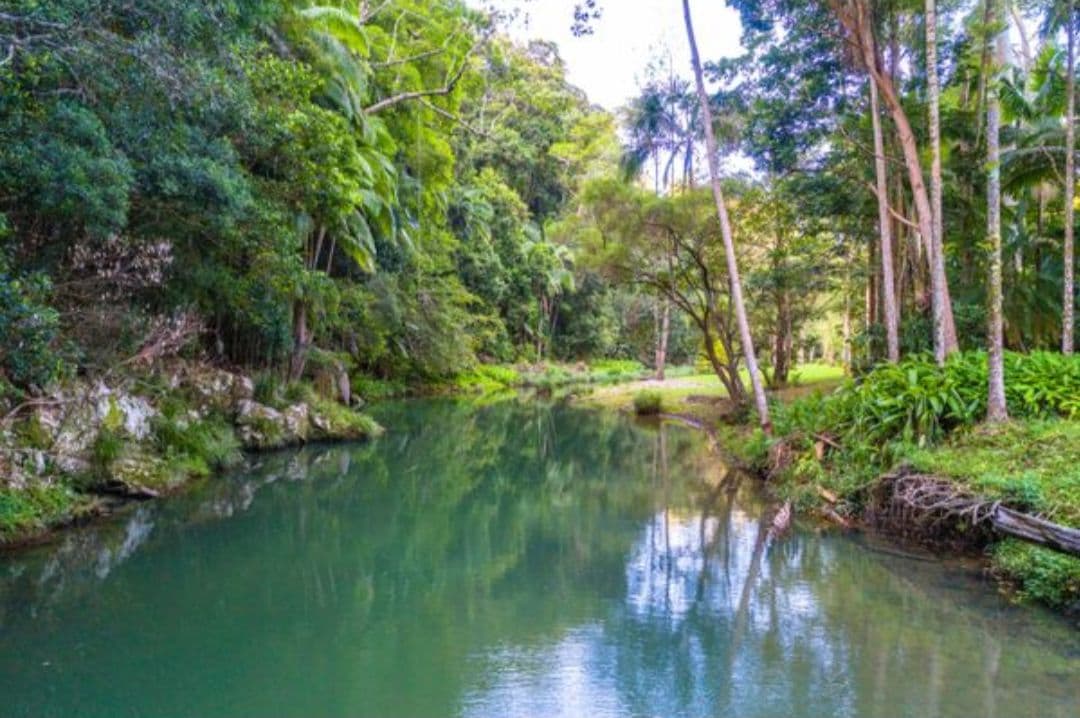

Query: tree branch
[865,181,919,231]
[363,36,482,114]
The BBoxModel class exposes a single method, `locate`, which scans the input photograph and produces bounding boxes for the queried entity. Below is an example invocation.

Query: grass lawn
[576,362,846,419]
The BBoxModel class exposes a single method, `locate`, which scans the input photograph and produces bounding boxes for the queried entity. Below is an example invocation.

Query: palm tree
[1062,0,1076,354]
[987,0,1008,422]
[621,84,671,191]
[681,0,772,433]
[927,0,947,357]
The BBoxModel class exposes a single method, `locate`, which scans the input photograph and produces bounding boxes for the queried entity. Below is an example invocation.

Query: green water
[1,400,1077,718]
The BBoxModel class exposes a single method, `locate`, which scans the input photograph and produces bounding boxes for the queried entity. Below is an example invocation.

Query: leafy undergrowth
[632,390,663,415]
[452,359,655,395]
[0,484,90,543]
[993,540,1080,609]
[745,352,1080,612]
[903,420,1080,611]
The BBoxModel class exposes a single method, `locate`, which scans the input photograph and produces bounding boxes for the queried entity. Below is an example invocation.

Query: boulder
[109,394,156,441]
[282,403,310,443]
[312,360,351,406]
[234,399,286,450]
[51,384,159,474]
[102,449,172,498]
[172,363,255,415]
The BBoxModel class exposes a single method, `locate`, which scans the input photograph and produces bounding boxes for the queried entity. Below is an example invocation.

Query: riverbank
[574,362,845,424]
[0,361,381,546]
[573,355,1080,617]
[0,358,673,546]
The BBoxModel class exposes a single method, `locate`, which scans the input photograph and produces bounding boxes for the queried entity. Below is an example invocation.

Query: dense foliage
[0,0,682,394]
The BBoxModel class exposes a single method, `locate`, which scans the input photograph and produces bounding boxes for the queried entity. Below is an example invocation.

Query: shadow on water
[0,398,1077,718]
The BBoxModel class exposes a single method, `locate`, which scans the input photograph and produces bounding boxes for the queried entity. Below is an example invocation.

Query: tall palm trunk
[1065,0,1076,355]
[927,0,952,342]
[924,0,960,363]
[986,0,1008,422]
[681,0,772,433]
[870,78,900,362]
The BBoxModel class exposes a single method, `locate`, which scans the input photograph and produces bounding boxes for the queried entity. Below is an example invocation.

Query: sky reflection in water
[0,399,1077,718]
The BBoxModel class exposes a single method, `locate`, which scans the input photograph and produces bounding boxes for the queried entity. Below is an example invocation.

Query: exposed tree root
[876,466,1080,557]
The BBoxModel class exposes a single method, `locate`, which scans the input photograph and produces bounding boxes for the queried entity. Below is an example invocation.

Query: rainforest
[1,1,1079,715]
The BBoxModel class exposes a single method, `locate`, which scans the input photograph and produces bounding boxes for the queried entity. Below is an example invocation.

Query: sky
[474,0,745,111]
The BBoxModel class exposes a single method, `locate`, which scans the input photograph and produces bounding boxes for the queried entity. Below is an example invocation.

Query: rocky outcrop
[1,361,380,511]
[45,384,159,475]
[159,361,254,415]
[233,398,378,449]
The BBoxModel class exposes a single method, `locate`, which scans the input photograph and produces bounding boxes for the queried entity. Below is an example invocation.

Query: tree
[927,0,946,357]
[831,0,959,365]
[622,82,675,378]
[574,181,754,402]
[1065,0,1076,354]
[869,77,900,362]
[682,0,772,432]
[986,0,1008,422]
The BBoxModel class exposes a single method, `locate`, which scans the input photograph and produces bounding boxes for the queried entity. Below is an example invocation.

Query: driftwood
[884,468,1080,558]
[991,507,1080,556]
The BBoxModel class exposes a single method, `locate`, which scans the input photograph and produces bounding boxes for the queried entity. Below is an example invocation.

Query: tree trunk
[927,0,954,354]
[986,2,1008,423]
[773,290,791,386]
[655,300,670,380]
[836,0,958,363]
[1065,0,1076,355]
[682,0,772,433]
[289,299,310,382]
[843,240,853,370]
[701,319,745,404]
[870,78,900,362]
[866,234,877,329]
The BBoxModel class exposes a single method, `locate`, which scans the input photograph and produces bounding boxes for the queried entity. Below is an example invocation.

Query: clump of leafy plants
[993,540,1080,610]
[633,390,663,415]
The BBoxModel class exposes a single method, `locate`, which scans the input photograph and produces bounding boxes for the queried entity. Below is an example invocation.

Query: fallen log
[884,467,1080,558]
[991,506,1080,556]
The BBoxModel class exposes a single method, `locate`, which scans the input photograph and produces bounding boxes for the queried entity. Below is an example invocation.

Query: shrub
[253,371,283,406]
[153,412,240,474]
[0,484,79,541]
[0,256,65,390]
[633,390,663,415]
[993,540,1080,610]
[283,380,316,404]
[90,428,125,478]
[786,352,1080,449]
[454,364,522,392]
[353,374,407,401]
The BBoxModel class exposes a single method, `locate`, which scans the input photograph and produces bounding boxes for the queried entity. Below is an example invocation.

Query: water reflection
[0,400,1076,718]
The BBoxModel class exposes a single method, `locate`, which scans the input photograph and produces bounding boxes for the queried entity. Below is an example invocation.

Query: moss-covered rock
[0,364,382,545]
[309,399,382,441]
[235,399,288,449]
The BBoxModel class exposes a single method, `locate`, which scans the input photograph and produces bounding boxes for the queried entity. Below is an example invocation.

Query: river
[0,399,1077,717]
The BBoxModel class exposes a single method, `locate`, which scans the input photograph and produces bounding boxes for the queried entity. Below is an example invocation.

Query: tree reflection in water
[0,400,1077,718]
